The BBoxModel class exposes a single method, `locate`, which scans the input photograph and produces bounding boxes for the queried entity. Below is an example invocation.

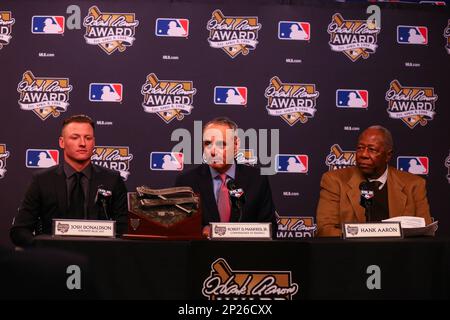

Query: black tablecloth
[6,236,448,299]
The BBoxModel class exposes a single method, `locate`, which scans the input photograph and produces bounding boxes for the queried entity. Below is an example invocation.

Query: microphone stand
[226,179,245,222]
[236,199,244,222]
[100,199,110,220]
[228,196,243,222]
[365,201,372,223]
[359,181,374,223]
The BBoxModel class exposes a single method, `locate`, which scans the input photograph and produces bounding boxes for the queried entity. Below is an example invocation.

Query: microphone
[227,179,245,222]
[359,181,374,222]
[95,185,112,220]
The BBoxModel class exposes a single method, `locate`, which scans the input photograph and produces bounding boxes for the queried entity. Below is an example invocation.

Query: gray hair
[203,117,238,132]
[360,125,394,151]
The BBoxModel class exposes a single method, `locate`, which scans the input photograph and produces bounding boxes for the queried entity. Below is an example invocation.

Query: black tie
[370,181,382,192]
[69,172,85,219]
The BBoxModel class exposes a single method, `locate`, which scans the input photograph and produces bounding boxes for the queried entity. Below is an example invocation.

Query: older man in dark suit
[175,117,276,231]
[10,115,128,247]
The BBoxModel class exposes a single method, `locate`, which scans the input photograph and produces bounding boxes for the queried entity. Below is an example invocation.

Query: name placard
[343,222,402,239]
[209,223,272,240]
[53,219,116,238]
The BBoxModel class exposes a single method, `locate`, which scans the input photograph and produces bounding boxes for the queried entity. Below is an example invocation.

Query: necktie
[217,173,231,222]
[69,172,85,219]
[370,180,382,191]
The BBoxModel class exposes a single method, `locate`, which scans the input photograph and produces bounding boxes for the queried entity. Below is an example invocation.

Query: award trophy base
[122,187,203,240]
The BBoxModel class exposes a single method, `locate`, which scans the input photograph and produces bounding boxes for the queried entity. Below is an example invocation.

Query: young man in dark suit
[10,115,128,247]
[175,117,276,234]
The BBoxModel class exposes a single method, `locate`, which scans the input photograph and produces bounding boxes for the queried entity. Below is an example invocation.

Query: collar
[63,162,92,180]
[209,163,236,180]
[368,166,388,190]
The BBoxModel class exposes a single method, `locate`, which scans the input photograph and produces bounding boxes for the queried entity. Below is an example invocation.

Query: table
[30,236,450,300]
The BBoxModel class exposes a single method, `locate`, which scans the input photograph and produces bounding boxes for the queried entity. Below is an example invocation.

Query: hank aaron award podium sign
[123,186,203,240]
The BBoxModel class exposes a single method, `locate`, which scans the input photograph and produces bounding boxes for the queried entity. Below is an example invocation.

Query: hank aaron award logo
[207,9,261,58]
[386,80,437,129]
[325,144,356,171]
[0,11,15,49]
[202,258,299,300]
[327,13,380,62]
[265,76,319,126]
[91,146,133,180]
[0,144,10,179]
[236,149,257,166]
[56,222,69,233]
[276,215,317,239]
[17,71,72,121]
[346,225,359,236]
[444,20,450,54]
[83,6,139,55]
[141,73,196,124]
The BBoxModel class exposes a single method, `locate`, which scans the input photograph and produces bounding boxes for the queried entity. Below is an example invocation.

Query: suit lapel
[346,167,366,222]
[87,165,100,218]
[198,164,220,222]
[234,164,249,192]
[387,167,407,216]
[55,165,68,217]
[233,164,249,221]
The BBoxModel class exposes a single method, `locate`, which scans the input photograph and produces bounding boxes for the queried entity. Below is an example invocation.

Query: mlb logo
[336,90,368,109]
[155,18,189,37]
[26,149,59,168]
[150,152,184,171]
[276,154,308,173]
[278,21,310,40]
[89,83,123,102]
[214,86,247,105]
[31,16,64,34]
[397,26,428,45]
[397,156,429,175]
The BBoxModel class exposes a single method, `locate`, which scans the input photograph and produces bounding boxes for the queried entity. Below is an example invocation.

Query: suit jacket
[316,166,432,237]
[10,164,128,246]
[175,164,276,226]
